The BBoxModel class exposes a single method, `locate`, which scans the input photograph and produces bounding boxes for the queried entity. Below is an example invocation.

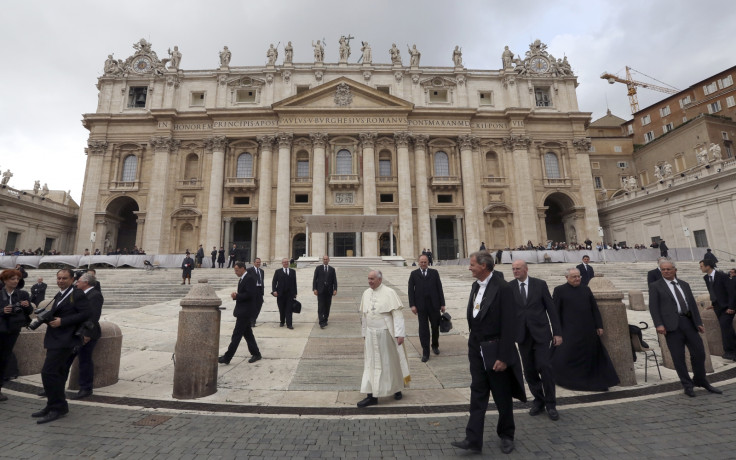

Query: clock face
[133,57,152,73]
[529,57,550,73]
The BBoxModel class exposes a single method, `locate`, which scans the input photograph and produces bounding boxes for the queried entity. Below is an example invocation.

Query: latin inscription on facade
[335,192,354,205]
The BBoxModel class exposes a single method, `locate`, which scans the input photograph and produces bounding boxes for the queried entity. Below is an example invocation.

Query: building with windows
[76,38,599,262]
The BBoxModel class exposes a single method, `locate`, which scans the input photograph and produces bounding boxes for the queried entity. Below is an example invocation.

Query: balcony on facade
[110,181,139,192]
[543,177,572,187]
[176,178,204,190]
[328,174,360,189]
[429,175,461,189]
[376,175,398,185]
[482,176,507,187]
[291,176,312,185]
[225,177,258,191]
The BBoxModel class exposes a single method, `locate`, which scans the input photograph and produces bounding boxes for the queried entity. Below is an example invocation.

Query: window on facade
[379,193,394,203]
[437,194,453,203]
[617,161,628,168]
[660,105,671,117]
[236,153,253,178]
[236,89,257,103]
[591,161,600,169]
[127,87,147,108]
[725,142,733,158]
[627,124,634,135]
[184,153,199,180]
[704,82,718,95]
[296,85,310,95]
[679,95,691,108]
[719,75,733,88]
[723,132,730,140]
[641,114,651,125]
[589,145,596,152]
[663,123,674,133]
[594,177,602,189]
[708,101,722,113]
[336,149,352,174]
[379,159,392,177]
[294,194,309,203]
[543,152,561,178]
[479,91,493,105]
[297,160,309,178]
[485,151,499,177]
[430,89,448,102]
[121,155,137,181]
[683,116,688,123]
[233,196,250,205]
[614,145,622,152]
[377,86,391,94]
[644,131,655,143]
[534,88,551,107]
[190,92,205,107]
[694,230,709,248]
[726,96,735,108]
[434,151,450,176]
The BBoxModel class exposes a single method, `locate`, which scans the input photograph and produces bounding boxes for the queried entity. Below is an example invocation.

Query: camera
[7,302,24,315]
[27,306,55,330]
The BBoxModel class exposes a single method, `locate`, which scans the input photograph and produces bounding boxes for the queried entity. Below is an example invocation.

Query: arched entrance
[292,233,306,260]
[543,193,575,243]
[104,196,139,253]
[379,233,397,256]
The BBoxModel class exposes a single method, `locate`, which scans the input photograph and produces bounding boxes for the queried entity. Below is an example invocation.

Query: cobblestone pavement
[2,381,736,459]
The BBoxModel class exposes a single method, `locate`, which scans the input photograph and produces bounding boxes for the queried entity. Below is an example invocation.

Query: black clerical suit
[223,271,261,360]
[31,281,47,306]
[464,272,524,449]
[647,268,662,285]
[227,246,237,268]
[211,249,217,269]
[408,267,445,357]
[508,276,561,410]
[41,287,90,413]
[576,262,595,286]
[70,288,103,392]
[249,265,265,326]
[649,277,706,390]
[272,267,297,327]
[704,270,736,356]
[312,264,337,327]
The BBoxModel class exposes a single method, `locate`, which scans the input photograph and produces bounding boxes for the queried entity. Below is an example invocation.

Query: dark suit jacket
[576,263,595,286]
[312,265,338,295]
[508,277,561,343]
[233,272,260,318]
[466,274,516,365]
[408,268,445,310]
[31,282,47,304]
[250,266,265,298]
[272,268,297,297]
[649,277,702,332]
[647,268,662,285]
[83,288,104,340]
[493,270,505,281]
[704,270,733,315]
[44,287,90,349]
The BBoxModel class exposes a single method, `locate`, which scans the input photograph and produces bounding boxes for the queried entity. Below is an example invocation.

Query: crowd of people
[0,248,62,256]
[496,239,661,252]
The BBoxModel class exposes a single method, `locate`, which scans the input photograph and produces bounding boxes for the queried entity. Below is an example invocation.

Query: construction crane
[600,66,679,114]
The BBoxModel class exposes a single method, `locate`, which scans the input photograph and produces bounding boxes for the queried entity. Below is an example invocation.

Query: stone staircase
[298,257,396,269]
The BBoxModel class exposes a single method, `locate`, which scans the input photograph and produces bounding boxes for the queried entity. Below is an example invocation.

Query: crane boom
[600,66,679,114]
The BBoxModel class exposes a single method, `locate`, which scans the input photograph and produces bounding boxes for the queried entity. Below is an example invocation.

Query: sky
[1,0,733,204]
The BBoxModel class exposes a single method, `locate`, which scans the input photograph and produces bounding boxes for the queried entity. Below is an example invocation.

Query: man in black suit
[659,240,669,258]
[408,254,445,361]
[509,259,562,421]
[70,272,104,400]
[211,246,217,269]
[649,260,721,396]
[249,257,265,327]
[647,257,668,285]
[86,269,102,292]
[576,255,594,286]
[227,244,237,268]
[219,261,262,364]
[700,259,736,360]
[272,258,297,329]
[451,251,523,455]
[33,269,90,424]
[30,277,47,306]
[312,255,338,329]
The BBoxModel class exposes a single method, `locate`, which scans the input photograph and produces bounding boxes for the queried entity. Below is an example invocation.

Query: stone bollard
[658,331,714,373]
[628,290,647,311]
[173,279,222,399]
[589,277,637,386]
[696,294,723,357]
[13,299,55,375]
[68,322,123,390]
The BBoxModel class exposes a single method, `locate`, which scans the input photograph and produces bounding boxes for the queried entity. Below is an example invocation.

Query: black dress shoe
[421,355,429,363]
[500,438,515,454]
[394,391,402,400]
[218,356,231,365]
[71,389,93,400]
[31,408,50,418]
[357,396,378,408]
[546,407,560,421]
[320,325,325,329]
[723,352,736,360]
[280,323,284,327]
[0,393,7,402]
[37,409,67,424]
[248,355,262,363]
[684,387,696,397]
[700,383,723,394]
[287,325,294,330]
[529,403,544,416]
[450,439,482,453]
[432,347,440,355]
[251,322,257,327]
[37,389,46,397]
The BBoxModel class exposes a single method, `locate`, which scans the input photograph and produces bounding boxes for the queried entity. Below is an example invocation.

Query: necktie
[422,270,426,277]
[520,282,527,304]
[284,268,288,276]
[325,265,328,273]
[671,281,688,314]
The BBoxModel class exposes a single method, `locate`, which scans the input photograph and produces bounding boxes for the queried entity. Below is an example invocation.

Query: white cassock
[359,283,410,397]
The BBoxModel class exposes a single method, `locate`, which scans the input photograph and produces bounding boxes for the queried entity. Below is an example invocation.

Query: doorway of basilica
[543,193,574,243]
[333,232,355,257]
[105,196,139,252]
[436,218,457,260]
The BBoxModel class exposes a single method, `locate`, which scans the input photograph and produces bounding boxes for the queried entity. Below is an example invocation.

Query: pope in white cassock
[357,270,410,408]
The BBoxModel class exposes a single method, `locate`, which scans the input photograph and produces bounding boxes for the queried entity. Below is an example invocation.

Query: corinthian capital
[210,135,228,151]
[276,132,294,148]
[359,132,377,149]
[502,135,532,150]
[257,134,276,150]
[150,136,175,151]
[310,133,329,149]
[457,134,478,151]
[86,140,108,156]
[394,131,411,148]
[572,137,592,152]
[412,134,429,150]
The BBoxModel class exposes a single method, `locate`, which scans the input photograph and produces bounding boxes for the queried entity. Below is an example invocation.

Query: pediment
[273,77,413,112]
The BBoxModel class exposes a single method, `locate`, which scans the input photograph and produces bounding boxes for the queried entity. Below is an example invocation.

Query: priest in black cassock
[551,267,619,391]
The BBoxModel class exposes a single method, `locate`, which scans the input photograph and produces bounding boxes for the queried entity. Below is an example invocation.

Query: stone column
[395,132,415,260]
[76,140,107,253]
[355,232,362,256]
[133,212,145,250]
[430,215,438,259]
[504,135,539,245]
[143,136,179,254]
[250,218,257,260]
[310,133,329,257]
[328,232,334,257]
[458,135,480,253]
[573,138,603,241]
[413,134,431,254]
[360,133,378,257]
[588,277,637,386]
[204,136,227,250]
[274,133,294,259]
[455,216,465,258]
[256,135,275,262]
[223,218,232,248]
